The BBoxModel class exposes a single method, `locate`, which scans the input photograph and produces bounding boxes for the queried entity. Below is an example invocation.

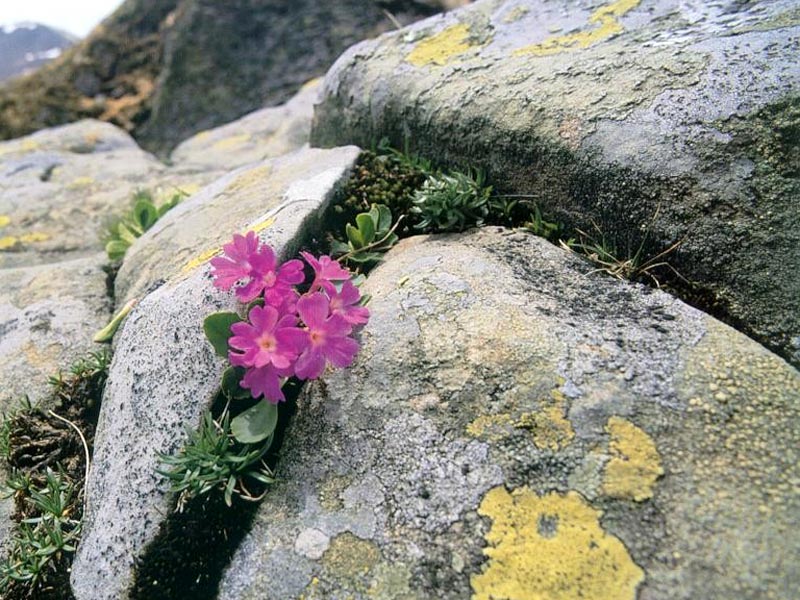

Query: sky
[0,0,124,38]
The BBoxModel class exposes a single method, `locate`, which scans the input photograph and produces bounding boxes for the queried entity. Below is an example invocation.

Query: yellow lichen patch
[515,0,641,57]
[0,215,10,228]
[212,133,251,150]
[0,232,49,250]
[406,24,478,67]
[180,217,276,273]
[602,417,663,502]
[68,176,94,189]
[181,245,223,273]
[322,533,381,579]
[517,405,575,452]
[21,139,40,153]
[249,216,276,234]
[472,487,644,600]
[224,164,273,195]
[515,387,575,451]
[467,413,514,441]
[19,232,49,243]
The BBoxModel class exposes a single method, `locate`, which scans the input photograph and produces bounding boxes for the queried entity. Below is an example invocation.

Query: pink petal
[277,259,305,285]
[295,347,326,380]
[242,366,285,403]
[324,335,360,368]
[236,279,264,303]
[297,292,331,329]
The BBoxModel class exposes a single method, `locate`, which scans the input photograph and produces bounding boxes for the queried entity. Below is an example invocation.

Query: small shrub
[0,469,81,594]
[158,410,274,512]
[411,169,492,232]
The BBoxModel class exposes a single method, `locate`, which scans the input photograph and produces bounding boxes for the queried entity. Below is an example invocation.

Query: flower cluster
[210,232,369,403]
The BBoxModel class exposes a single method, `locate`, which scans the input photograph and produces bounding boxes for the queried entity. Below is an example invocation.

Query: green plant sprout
[157,409,274,511]
[332,203,401,265]
[0,469,82,592]
[105,188,186,261]
[562,219,686,287]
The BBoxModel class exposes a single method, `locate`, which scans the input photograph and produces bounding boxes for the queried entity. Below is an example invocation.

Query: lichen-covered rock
[0,120,166,268]
[115,145,360,305]
[169,79,321,171]
[0,254,110,411]
[219,228,799,600]
[312,0,800,366]
[70,146,360,600]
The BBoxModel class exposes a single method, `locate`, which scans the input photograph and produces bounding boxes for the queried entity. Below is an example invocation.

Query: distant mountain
[0,22,77,82]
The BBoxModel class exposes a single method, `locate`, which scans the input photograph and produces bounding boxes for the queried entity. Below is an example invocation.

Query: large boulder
[169,79,321,171]
[219,228,799,599]
[311,0,800,366]
[70,145,360,600]
[0,254,110,411]
[115,145,360,305]
[0,120,166,268]
[0,0,465,155]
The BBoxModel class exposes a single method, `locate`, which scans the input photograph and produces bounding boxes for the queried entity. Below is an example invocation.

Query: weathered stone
[0,0,462,155]
[70,146,360,600]
[219,228,799,600]
[115,145,361,305]
[311,0,800,366]
[169,79,321,171]
[0,253,110,411]
[0,120,165,268]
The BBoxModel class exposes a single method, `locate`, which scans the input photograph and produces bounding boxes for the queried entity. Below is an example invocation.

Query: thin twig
[382,9,403,29]
[47,411,91,503]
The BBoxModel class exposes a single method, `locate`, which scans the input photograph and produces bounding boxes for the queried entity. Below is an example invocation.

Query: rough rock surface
[116,145,360,304]
[220,228,799,600]
[0,0,464,155]
[0,254,110,411]
[312,0,800,366]
[169,79,321,171]
[0,120,167,268]
[70,146,360,600]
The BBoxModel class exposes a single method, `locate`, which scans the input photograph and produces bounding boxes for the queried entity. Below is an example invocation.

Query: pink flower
[211,232,305,303]
[301,251,352,293]
[294,292,359,380]
[241,364,291,403]
[328,281,369,325]
[209,231,259,290]
[228,305,306,370]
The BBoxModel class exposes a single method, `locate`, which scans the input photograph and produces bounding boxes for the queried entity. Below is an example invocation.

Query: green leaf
[346,223,364,249]
[373,204,393,232]
[203,312,241,357]
[221,367,250,400]
[93,298,137,343]
[356,213,376,245]
[105,239,129,261]
[231,401,278,443]
[133,199,158,231]
[117,222,140,244]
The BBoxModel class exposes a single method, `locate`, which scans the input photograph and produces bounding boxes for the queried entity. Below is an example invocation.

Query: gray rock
[169,79,321,171]
[311,0,800,366]
[116,145,361,305]
[0,120,167,268]
[220,228,799,600]
[70,146,361,600]
[0,254,110,411]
